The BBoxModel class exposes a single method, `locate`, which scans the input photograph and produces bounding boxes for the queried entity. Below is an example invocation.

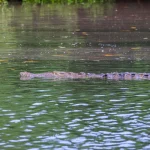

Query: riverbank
[1,0,115,4]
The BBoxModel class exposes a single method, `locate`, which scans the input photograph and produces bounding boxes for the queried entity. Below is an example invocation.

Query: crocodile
[20,71,150,80]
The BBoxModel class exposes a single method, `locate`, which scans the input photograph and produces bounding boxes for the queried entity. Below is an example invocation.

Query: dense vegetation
[0,0,115,4]
[23,0,114,4]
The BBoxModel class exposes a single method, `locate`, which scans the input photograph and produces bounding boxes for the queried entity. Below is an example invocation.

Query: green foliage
[22,0,115,4]
[0,0,7,4]
[0,0,115,5]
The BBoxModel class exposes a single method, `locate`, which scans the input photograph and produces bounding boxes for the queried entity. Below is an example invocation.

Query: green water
[0,60,150,149]
[0,1,150,149]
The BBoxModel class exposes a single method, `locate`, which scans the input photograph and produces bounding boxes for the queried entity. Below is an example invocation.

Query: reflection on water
[0,1,150,61]
[0,1,150,149]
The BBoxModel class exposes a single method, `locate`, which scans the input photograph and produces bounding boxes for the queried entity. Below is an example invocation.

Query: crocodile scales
[20,71,150,80]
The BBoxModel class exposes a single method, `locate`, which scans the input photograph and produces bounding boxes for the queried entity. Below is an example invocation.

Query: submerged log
[20,71,150,80]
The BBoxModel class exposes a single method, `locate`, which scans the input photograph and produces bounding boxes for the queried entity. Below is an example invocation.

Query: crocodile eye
[144,74,149,77]
[131,73,135,77]
[104,74,107,77]
[79,72,85,75]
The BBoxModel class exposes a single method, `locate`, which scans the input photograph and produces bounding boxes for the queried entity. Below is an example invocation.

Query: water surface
[0,1,150,149]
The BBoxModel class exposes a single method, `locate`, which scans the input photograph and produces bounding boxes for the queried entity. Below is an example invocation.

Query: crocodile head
[20,72,32,77]
[20,72,34,80]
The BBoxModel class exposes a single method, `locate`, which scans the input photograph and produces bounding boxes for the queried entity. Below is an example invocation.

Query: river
[0,1,150,149]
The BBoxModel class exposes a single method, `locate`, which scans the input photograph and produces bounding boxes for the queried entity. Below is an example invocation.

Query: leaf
[131,47,141,50]
[104,54,120,57]
[130,26,137,30]
[0,59,8,62]
[23,60,38,63]
[82,32,89,36]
